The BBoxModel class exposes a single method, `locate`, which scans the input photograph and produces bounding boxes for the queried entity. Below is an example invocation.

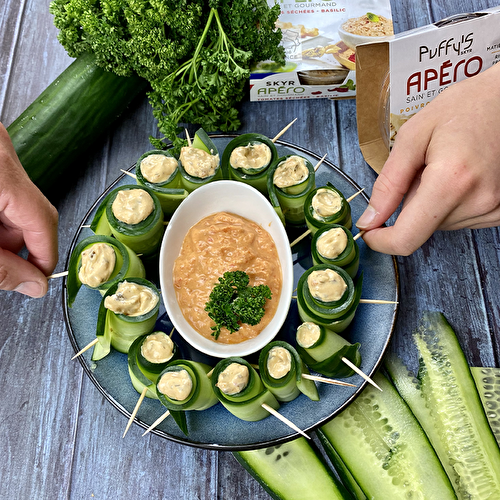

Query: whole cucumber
[7,52,147,196]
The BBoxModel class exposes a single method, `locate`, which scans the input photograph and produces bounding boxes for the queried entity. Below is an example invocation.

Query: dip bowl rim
[159,180,294,359]
[337,25,394,50]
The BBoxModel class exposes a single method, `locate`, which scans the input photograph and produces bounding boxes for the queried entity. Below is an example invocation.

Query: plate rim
[62,134,399,451]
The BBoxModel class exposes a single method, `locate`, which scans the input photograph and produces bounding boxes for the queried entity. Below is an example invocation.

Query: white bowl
[159,180,294,358]
[338,26,393,51]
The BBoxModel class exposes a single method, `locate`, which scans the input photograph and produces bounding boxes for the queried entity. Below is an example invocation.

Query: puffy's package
[250,0,393,101]
[356,7,500,173]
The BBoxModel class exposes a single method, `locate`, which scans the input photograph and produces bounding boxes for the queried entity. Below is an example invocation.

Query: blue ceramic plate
[63,136,398,451]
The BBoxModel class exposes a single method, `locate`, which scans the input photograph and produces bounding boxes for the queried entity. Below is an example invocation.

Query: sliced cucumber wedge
[317,371,456,499]
[233,437,353,500]
[385,311,500,499]
[471,366,500,447]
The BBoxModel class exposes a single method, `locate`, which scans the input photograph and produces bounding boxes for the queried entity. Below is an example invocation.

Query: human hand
[0,123,58,297]
[356,62,500,256]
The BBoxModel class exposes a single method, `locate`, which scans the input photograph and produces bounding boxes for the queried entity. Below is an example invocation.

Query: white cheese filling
[230,142,272,170]
[267,346,292,379]
[78,242,116,288]
[104,281,158,316]
[216,363,249,395]
[112,188,154,225]
[312,188,342,220]
[273,155,309,188]
[140,154,178,184]
[317,227,348,259]
[179,147,219,179]
[141,332,174,364]
[157,369,193,401]
[307,269,347,302]
[296,322,321,348]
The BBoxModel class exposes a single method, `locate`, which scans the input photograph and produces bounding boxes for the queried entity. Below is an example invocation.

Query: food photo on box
[1,0,500,499]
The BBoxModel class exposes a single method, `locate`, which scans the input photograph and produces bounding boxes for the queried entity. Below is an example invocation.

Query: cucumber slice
[233,437,353,500]
[471,367,500,447]
[385,312,500,499]
[317,371,456,499]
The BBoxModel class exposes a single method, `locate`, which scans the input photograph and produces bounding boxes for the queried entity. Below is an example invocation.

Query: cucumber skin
[7,52,147,195]
[233,437,354,500]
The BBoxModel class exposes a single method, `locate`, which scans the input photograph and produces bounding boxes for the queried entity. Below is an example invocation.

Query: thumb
[0,248,48,298]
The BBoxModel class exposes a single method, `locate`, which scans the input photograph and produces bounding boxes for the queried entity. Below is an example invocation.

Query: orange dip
[173,211,282,344]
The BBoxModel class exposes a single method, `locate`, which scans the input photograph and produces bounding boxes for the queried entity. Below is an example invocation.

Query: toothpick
[120,169,137,180]
[341,357,382,391]
[346,188,365,203]
[48,271,69,279]
[185,128,192,147]
[261,403,310,439]
[207,367,214,378]
[123,386,148,438]
[314,153,328,172]
[353,231,365,241]
[169,327,175,338]
[81,225,91,228]
[301,373,356,388]
[290,229,311,248]
[272,118,297,143]
[142,410,171,436]
[359,299,398,304]
[71,338,99,360]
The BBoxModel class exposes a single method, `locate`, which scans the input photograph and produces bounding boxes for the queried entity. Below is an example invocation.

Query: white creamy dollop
[179,147,219,178]
[273,156,309,188]
[104,281,158,316]
[296,322,321,348]
[307,269,347,302]
[230,142,272,170]
[312,188,342,220]
[216,363,249,395]
[112,189,154,225]
[267,346,292,379]
[78,242,116,288]
[316,227,348,259]
[141,332,175,364]
[157,369,193,401]
[140,154,178,184]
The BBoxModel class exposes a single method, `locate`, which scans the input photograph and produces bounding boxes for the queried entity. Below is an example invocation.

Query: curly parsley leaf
[205,271,272,340]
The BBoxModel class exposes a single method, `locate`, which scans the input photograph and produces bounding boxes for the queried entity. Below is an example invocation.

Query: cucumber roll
[135,150,188,217]
[221,133,277,194]
[178,128,223,192]
[267,154,316,226]
[156,359,218,411]
[311,225,359,279]
[304,183,352,234]
[90,185,165,256]
[92,277,160,361]
[295,322,362,378]
[259,341,319,402]
[211,357,279,421]
[127,331,179,399]
[67,234,145,307]
[296,264,363,333]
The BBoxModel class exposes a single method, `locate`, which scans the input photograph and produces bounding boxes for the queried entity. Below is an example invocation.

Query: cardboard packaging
[356,6,500,173]
[250,0,393,102]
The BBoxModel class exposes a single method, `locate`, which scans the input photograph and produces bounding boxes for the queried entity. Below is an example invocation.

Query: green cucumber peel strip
[222,134,278,194]
[211,357,280,421]
[135,149,181,189]
[179,128,222,191]
[311,225,360,279]
[385,311,500,498]
[318,371,456,499]
[67,235,145,307]
[267,154,316,226]
[297,265,362,320]
[233,437,354,500]
[259,341,319,402]
[295,324,361,378]
[135,332,178,377]
[304,183,352,233]
[471,366,500,447]
[92,277,160,361]
[156,360,218,412]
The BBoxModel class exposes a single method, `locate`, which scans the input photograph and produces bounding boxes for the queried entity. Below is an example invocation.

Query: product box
[356,7,500,173]
[249,0,393,101]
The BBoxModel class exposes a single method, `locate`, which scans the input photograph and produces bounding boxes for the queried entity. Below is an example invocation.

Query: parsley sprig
[205,271,272,340]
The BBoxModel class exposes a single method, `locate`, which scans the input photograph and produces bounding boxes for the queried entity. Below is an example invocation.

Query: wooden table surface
[1,1,499,498]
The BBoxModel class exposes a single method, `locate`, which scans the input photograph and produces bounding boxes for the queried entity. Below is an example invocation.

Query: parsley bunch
[205,271,272,340]
[50,0,284,152]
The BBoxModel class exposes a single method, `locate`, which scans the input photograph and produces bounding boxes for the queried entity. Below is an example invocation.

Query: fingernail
[14,281,45,298]
[356,205,377,229]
